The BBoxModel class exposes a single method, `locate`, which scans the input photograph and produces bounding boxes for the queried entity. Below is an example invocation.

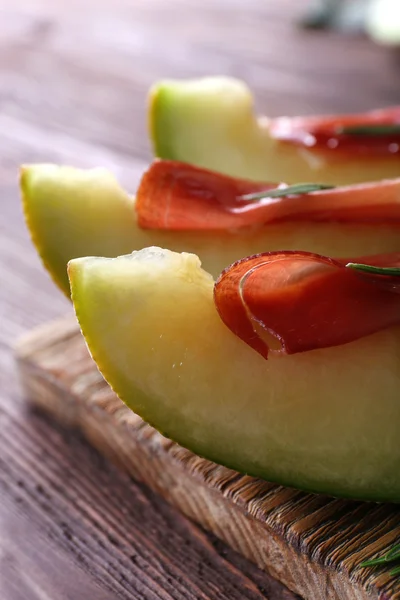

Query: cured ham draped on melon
[269,106,400,157]
[22,164,400,299]
[136,160,400,231]
[214,251,400,358]
[68,247,400,501]
[150,77,400,185]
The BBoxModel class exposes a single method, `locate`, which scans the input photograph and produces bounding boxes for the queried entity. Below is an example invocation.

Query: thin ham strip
[136,160,400,231]
[214,251,400,359]
[269,107,400,157]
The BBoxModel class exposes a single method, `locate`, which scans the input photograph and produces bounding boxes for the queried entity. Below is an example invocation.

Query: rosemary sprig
[360,542,400,571]
[386,544,400,561]
[361,555,394,567]
[337,124,400,136]
[390,565,400,576]
[346,263,400,277]
[240,183,335,203]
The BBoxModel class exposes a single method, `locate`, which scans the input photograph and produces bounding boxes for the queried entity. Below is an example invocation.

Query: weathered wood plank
[15,317,400,600]
[0,379,298,600]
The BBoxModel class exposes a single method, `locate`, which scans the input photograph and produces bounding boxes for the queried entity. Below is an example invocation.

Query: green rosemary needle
[337,124,400,136]
[346,263,400,277]
[360,542,400,569]
[240,183,335,203]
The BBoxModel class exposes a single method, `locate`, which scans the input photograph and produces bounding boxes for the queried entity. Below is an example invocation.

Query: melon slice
[149,77,400,185]
[21,164,400,297]
[68,247,400,502]
[21,165,137,295]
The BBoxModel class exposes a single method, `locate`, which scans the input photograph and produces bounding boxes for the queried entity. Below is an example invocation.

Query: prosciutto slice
[136,160,400,231]
[213,251,400,359]
[269,107,400,156]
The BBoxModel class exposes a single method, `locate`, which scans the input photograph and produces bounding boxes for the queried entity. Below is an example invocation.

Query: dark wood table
[2,1,400,598]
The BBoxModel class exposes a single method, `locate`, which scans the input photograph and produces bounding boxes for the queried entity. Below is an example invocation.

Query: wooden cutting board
[15,316,400,600]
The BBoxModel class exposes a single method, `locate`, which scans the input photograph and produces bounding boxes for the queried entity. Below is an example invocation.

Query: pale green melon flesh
[21,165,400,297]
[149,77,400,185]
[21,165,137,296]
[69,248,400,502]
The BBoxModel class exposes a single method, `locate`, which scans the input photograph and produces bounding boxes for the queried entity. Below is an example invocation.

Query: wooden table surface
[1,1,400,598]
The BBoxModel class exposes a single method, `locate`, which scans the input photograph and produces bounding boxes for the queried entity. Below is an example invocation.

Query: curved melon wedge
[21,165,137,296]
[20,164,400,298]
[22,164,273,297]
[149,77,400,185]
[69,247,400,502]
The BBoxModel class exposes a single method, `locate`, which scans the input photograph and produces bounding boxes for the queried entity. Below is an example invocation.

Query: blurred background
[2,0,400,193]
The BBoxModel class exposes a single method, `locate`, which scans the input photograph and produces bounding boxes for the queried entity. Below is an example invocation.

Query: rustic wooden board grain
[15,317,400,600]
[2,360,298,600]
